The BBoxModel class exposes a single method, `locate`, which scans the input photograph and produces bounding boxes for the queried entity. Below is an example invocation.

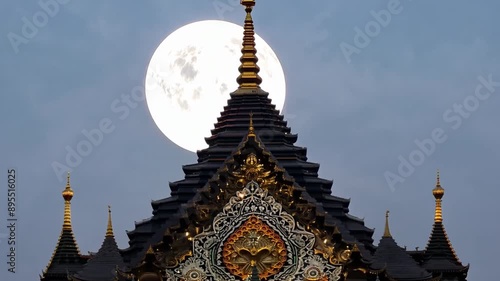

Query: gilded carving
[163,181,342,281]
[222,216,286,279]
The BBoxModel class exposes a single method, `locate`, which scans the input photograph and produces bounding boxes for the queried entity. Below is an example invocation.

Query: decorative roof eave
[380,268,441,281]
[426,263,470,273]
[384,274,442,281]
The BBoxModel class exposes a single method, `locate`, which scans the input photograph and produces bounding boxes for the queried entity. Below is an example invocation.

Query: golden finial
[106,205,114,237]
[383,210,392,238]
[248,112,255,136]
[146,245,155,255]
[433,170,445,223]
[62,172,74,230]
[235,0,262,91]
[352,243,360,252]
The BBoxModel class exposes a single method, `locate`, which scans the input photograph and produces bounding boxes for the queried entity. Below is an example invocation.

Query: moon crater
[145,20,286,152]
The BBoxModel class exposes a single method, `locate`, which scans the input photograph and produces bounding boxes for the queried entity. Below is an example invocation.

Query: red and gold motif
[222,216,287,279]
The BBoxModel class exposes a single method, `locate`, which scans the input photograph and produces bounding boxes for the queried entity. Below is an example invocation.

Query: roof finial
[106,205,114,237]
[436,169,441,186]
[248,112,255,136]
[236,0,262,91]
[66,171,71,187]
[432,170,445,223]
[146,245,155,255]
[62,171,74,230]
[383,210,392,238]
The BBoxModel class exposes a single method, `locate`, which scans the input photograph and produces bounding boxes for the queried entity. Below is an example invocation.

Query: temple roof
[372,211,434,281]
[120,0,375,264]
[125,120,372,280]
[71,206,125,281]
[121,84,375,268]
[41,173,87,281]
[423,172,468,274]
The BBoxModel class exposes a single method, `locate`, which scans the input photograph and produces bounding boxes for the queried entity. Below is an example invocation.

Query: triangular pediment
[129,125,372,280]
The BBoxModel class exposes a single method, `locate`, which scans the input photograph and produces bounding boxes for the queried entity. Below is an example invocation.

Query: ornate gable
[131,120,371,280]
[165,181,342,281]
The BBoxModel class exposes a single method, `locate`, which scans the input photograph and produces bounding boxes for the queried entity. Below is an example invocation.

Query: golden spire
[352,243,360,253]
[248,112,255,136]
[106,205,114,237]
[62,172,74,230]
[236,0,262,91]
[146,245,155,255]
[433,169,445,223]
[383,210,392,238]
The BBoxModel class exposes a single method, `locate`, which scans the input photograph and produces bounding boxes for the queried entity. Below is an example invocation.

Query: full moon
[145,20,286,152]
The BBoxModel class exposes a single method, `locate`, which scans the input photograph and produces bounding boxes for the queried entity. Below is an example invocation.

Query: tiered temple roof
[120,2,374,263]
[142,117,372,276]
[40,173,88,281]
[373,211,435,281]
[70,206,126,281]
[422,172,469,281]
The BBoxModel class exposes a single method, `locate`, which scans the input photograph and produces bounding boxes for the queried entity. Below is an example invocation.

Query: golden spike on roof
[248,112,255,136]
[62,171,74,230]
[146,245,155,254]
[433,169,445,223]
[352,243,360,252]
[235,0,262,91]
[106,205,114,237]
[383,210,392,238]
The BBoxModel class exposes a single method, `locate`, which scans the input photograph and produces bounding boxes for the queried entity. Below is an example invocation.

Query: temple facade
[40,1,469,280]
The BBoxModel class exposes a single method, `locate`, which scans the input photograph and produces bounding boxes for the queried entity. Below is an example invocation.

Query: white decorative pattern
[165,181,342,281]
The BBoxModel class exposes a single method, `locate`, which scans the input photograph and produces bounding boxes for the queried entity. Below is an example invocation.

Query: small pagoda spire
[41,172,85,280]
[236,0,263,91]
[106,205,114,237]
[383,210,392,238]
[373,208,433,280]
[433,169,445,223]
[62,172,74,230]
[423,171,468,276]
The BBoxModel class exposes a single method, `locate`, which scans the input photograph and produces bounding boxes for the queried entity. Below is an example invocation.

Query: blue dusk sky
[1,1,499,280]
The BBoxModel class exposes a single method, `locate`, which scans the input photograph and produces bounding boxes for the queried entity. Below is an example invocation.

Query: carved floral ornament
[163,181,344,281]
